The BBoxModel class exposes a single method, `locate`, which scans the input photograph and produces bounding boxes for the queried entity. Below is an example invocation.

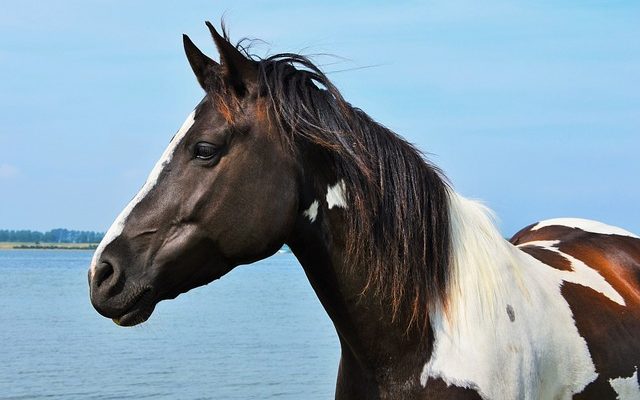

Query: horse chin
[111,288,157,327]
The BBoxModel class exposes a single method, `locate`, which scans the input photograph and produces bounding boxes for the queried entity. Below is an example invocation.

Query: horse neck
[285,161,435,389]
[286,166,524,386]
[286,181,408,356]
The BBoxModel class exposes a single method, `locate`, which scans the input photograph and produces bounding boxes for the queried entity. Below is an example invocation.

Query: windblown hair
[214,30,452,335]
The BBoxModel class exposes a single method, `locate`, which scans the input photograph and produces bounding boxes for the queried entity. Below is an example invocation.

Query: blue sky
[0,0,638,236]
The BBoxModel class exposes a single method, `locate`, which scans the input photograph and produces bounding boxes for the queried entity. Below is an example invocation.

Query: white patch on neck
[531,218,639,238]
[90,110,196,278]
[303,200,319,223]
[609,367,640,400]
[326,180,347,209]
[421,191,598,399]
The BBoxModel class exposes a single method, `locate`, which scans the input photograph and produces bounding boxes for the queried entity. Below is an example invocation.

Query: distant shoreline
[0,242,98,250]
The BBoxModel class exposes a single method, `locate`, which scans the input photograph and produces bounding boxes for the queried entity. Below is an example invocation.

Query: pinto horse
[88,23,640,399]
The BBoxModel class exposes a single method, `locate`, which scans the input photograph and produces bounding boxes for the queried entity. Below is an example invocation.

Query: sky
[0,0,638,236]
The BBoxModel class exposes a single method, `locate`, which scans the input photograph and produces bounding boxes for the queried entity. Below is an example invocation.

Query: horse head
[88,23,300,326]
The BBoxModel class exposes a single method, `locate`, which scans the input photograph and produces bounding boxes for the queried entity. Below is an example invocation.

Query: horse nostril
[94,261,115,288]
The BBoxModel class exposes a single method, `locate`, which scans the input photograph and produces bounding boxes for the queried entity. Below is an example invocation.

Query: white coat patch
[532,218,639,238]
[326,180,347,209]
[90,110,196,278]
[609,367,640,400]
[303,200,319,223]
[421,192,598,399]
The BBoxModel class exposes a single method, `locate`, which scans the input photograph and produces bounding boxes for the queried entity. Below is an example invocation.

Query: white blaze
[90,111,196,278]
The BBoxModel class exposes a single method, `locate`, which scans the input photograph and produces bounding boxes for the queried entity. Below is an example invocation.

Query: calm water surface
[0,250,340,399]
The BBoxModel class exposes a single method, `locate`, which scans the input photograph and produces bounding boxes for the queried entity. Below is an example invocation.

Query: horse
[88,22,640,399]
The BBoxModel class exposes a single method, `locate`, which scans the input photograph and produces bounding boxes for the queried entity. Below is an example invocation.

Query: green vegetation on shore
[0,229,105,250]
[0,229,104,244]
[0,242,98,250]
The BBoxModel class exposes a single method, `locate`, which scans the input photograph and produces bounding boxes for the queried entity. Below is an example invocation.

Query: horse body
[511,219,640,398]
[423,200,640,399]
[88,23,640,399]
[293,181,640,399]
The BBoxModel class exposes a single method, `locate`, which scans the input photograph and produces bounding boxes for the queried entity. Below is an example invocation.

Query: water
[0,250,340,399]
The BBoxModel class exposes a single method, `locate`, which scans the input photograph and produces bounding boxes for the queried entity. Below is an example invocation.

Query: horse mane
[215,28,452,335]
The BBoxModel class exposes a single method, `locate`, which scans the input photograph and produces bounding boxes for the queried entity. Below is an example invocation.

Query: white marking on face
[326,180,347,209]
[421,191,598,398]
[609,366,640,400]
[532,218,639,238]
[89,110,196,278]
[303,200,319,223]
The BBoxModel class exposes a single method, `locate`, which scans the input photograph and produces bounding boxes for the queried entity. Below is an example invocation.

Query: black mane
[217,29,452,334]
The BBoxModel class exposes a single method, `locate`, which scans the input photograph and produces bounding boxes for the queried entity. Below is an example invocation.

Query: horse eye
[194,142,218,160]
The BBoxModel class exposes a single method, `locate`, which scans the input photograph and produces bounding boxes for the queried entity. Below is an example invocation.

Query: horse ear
[183,34,218,90]
[205,21,257,96]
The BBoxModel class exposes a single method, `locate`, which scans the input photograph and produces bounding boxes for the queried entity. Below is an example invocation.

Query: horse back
[510,218,640,398]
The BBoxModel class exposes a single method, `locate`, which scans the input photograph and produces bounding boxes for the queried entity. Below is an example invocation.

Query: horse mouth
[112,288,156,327]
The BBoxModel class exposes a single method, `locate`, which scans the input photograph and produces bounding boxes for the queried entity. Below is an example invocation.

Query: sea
[0,250,340,399]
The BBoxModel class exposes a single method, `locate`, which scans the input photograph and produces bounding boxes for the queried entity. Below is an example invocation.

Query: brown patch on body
[573,376,619,399]
[562,281,640,398]
[511,224,586,246]
[519,244,573,271]
[421,378,482,399]
[557,235,640,305]
[511,223,640,304]
[511,222,640,395]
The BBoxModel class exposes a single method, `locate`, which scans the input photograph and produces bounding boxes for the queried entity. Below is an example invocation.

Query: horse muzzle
[89,260,157,327]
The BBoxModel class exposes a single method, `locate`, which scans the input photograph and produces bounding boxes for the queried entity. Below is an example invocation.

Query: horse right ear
[183,34,218,90]
[206,21,257,97]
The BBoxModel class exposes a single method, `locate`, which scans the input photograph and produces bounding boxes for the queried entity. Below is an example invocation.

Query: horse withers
[88,23,640,399]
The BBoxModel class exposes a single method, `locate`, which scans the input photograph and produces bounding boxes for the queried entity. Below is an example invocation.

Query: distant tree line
[0,229,105,243]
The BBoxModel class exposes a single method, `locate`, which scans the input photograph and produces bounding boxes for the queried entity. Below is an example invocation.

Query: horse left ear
[205,21,257,96]
[183,34,218,90]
